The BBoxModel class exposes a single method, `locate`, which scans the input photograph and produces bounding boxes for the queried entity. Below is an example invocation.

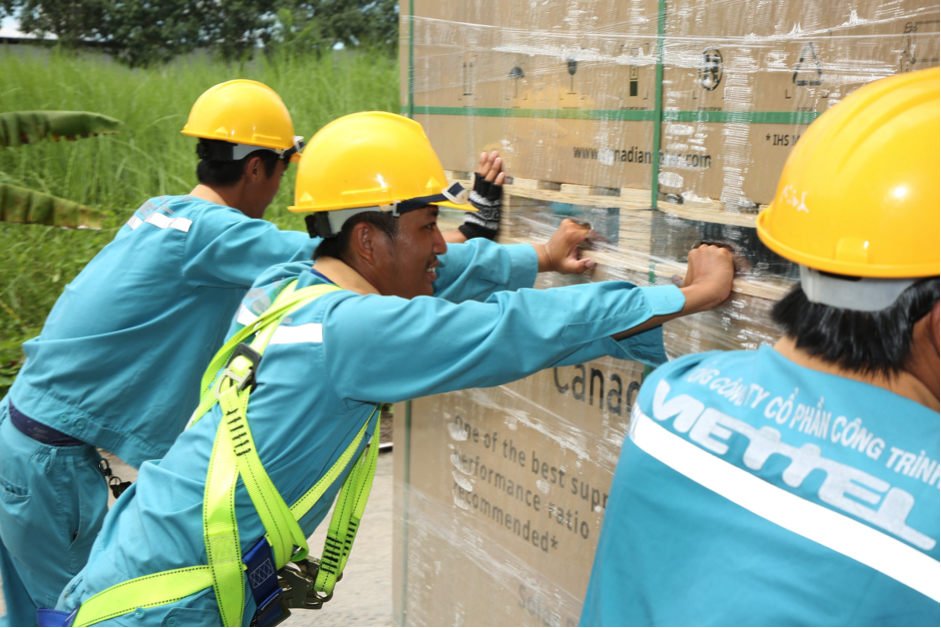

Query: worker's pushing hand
[535,219,596,274]
[679,244,735,313]
[477,151,505,186]
[459,151,505,241]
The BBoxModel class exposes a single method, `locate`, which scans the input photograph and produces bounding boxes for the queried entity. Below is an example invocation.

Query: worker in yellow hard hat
[583,67,940,626]
[0,73,523,625]
[0,79,318,627]
[45,111,733,626]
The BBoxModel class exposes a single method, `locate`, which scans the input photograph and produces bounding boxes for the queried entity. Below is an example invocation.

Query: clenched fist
[679,244,735,313]
[534,219,596,275]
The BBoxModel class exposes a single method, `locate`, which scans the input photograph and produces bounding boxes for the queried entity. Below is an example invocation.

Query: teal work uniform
[0,195,319,626]
[56,259,685,626]
[581,347,940,626]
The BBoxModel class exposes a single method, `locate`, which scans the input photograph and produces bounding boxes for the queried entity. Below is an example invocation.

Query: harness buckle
[252,589,290,627]
[218,343,262,397]
[278,559,333,611]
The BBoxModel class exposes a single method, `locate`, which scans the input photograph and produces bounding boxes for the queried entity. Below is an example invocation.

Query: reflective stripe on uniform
[268,323,323,346]
[127,213,193,233]
[629,405,941,603]
[235,304,259,327]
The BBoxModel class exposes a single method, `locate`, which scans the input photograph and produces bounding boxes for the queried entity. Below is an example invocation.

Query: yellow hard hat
[181,79,304,162]
[289,112,471,237]
[757,68,939,283]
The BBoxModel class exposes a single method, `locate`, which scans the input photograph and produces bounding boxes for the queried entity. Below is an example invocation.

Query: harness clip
[219,343,262,396]
[277,559,333,611]
[97,458,132,499]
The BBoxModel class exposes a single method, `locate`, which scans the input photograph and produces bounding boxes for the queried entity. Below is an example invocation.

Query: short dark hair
[195,139,281,187]
[772,276,940,376]
[314,211,399,261]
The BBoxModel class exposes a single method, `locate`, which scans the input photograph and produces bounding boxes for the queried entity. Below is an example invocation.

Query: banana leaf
[0,182,102,230]
[0,111,122,147]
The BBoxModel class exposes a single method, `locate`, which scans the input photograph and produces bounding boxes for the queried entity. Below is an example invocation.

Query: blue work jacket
[10,196,321,467]
[581,347,940,626]
[9,195,552,467]
[59,259,685,624]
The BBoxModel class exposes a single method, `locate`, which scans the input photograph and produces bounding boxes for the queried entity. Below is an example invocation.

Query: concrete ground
[0,450,395,627]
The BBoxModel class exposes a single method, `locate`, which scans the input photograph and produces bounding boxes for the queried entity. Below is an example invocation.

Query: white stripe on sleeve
[127,213,192,232]
[145,213,192,232]
[235,305,259,327]
[268,323,323,346]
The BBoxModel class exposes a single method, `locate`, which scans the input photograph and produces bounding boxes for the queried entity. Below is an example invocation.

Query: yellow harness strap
[72,280,381,627]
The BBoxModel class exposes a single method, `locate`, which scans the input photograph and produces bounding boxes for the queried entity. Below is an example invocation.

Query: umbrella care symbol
[700,48,723,91]
[510,66,525,99]
[567,57,578,93]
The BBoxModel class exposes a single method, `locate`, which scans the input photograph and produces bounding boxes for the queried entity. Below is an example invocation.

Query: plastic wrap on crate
[392,349,646,627]
[396,2,939,625]
[402,0,940,210]
[515,213,788,357]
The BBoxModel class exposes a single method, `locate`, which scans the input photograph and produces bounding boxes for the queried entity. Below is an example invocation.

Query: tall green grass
[0,47,399,390]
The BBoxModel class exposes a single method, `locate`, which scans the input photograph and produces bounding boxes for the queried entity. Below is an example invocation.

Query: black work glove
[458,173,502,240]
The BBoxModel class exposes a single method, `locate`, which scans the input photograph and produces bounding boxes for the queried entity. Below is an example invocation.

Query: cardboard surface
[402,0,940,206]
[393,353,646,627]
[393,2,938,625]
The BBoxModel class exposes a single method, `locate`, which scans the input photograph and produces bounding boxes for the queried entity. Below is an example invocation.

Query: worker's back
[581,347,939,626]
[9,195,316,466]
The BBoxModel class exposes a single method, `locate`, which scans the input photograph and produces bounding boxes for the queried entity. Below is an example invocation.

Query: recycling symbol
[793,42,823,86]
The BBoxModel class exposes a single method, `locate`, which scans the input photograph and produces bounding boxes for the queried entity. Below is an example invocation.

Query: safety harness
[37,280,381,627]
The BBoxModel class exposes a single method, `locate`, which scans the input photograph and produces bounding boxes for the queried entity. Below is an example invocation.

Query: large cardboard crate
[393,1,939,625]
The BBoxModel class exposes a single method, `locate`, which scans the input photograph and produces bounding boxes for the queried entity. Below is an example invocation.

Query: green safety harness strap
[71,280,382,627]
[314,411,380,593]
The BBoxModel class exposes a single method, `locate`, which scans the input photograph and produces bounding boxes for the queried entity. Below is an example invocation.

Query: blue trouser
[0,397,108,627]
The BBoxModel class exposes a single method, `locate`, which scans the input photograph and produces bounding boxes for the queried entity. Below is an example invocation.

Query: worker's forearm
[329,282,682,403]
[610,284,717,341]
[533,243,550,272]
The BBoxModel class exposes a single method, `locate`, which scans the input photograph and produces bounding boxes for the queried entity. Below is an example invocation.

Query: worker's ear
[243,156,264,183]
[349,222,377,265]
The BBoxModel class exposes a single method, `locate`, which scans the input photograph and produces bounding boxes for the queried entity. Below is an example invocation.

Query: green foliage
[206,0,280,63]
[269,0,399,56]
[2,0,106,47]
[96,0,204,67]
[2,0,398,66]
[0,47,399,394]
[0,110,121,146]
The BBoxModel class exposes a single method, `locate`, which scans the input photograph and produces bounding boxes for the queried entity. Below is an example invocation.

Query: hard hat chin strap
[799,266,917,312]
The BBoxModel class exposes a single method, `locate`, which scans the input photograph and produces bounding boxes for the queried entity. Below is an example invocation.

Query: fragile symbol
[793,42,823,86]
[699,48,723,91]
